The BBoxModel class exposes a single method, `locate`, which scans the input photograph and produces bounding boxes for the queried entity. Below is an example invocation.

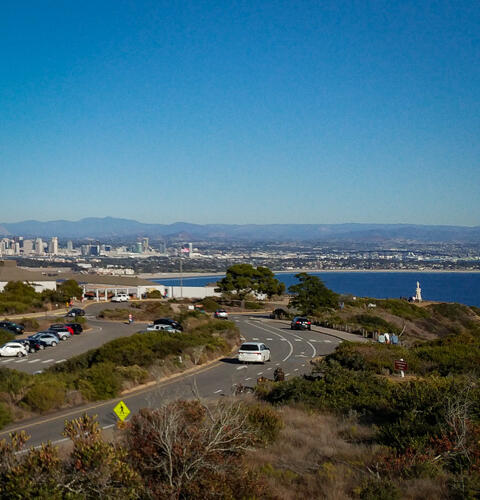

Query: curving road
[0,315,342,448]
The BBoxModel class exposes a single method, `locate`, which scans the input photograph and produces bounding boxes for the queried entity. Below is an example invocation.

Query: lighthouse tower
[415,281,422,302]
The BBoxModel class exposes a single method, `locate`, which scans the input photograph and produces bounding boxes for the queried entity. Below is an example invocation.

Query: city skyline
[1,1,479,225]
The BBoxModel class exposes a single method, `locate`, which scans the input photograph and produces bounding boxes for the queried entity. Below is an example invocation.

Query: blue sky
[1,0,479,225]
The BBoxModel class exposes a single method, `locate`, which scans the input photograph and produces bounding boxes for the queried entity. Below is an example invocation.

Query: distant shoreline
[140,269,480,279]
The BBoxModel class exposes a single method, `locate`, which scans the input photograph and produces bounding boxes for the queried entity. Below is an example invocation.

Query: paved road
[0,315,343,447]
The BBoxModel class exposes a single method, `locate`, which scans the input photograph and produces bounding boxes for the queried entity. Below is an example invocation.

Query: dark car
[13,338,46,353]
[153,318,183,331]
[290,317,312,330]
[64,323,83,334]
[50,324,74,335]
[0,321,25,335]
[66,308,85,317]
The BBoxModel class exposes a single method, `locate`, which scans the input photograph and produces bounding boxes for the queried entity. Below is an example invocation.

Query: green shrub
[117,365,150,384]
[0,402,12,429]
[354,314,400,334]
[245,301,264,310]
[18,317,40,330]
[0,368,32,398]
[374,299,430,320]
[0,329,15,345]
[199,297,220,312]
[23,379,66,412]
[79,362,122,400]
[247,403,283,444]
[98,308,130,320]
[145,290,163,298]
[359,478,400,500]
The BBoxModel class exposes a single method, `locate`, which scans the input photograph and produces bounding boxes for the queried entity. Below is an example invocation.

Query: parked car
[0,342,28,357]
[66,308,85,317]
[238,342,271,364]
[46,327,71,340]
[28,332,59,347]
[146,324,182,333]
[12,338,46,353]
[111,294,129,302]
[214,309,228,319]
[0,321,25,335]
[50,324,74,335]
[64,323,83,334]
[153,318,183,331]
[290,317,312,330]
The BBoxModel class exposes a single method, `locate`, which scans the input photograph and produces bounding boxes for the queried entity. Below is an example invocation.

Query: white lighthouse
[414,281,422,302]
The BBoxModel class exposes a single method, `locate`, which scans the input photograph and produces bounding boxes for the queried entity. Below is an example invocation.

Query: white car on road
[0,342,28,357]
[146,324,182,333]
[238,342,271,364]
[111,294,129,302]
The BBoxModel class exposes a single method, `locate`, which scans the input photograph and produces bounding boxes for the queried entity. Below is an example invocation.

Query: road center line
[41,359,54,363]
[28,359,40,363]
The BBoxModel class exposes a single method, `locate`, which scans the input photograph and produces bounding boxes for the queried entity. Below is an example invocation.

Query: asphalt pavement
[0,314,344,447]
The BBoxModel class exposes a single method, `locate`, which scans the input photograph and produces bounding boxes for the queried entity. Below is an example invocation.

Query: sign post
[394,359,407,378]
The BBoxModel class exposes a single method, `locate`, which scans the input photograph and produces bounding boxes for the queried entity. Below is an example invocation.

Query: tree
[56,279,83,302]
[288,273,338,315]
[216,264,285,300]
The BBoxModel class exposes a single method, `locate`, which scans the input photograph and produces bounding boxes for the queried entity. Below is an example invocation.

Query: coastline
[139,269,480,279]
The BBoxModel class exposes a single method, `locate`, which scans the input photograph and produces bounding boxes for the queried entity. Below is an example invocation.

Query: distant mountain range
[0,217,479,243]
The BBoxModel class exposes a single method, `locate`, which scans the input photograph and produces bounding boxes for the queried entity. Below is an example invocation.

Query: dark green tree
[56,279,83,301]
[288,273,338,315]
[216,264,285,299]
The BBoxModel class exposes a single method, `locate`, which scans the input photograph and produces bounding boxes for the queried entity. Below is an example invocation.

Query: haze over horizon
[1,1,479,226]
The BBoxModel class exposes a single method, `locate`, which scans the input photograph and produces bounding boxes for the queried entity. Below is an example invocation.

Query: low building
[0,260,57,293]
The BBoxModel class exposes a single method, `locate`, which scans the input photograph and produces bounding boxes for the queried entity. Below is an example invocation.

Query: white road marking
[245,377,252,381]
[309,339,318,342]
[302,364,305,367]
[257,372,263,375]
[285,373,290,377]
[276,363,280,366]
[214,389,223,394]
[102,424,115,430]
[324,340,332,343]
[267,367,272,370]
[236,366,247,370]
[294,368,299,371]
[266,338,273,340]
[246,321,295,362]
[240,337,245,340]
[15,359,27,363]
[2,359,13,363]
[55,359,67,364]
[41,359,54,364]
[295,354,308,358]
[252,337,259,340]
[28,359,40,364]
[295,339,302,342]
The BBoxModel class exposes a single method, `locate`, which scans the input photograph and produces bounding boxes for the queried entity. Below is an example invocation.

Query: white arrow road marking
[41,359,54,364]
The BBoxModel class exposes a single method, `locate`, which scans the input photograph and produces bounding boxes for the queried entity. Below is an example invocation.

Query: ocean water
[152,272,480,307]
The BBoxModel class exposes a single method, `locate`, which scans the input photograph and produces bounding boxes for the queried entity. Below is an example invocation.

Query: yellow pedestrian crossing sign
[113,400,131,421]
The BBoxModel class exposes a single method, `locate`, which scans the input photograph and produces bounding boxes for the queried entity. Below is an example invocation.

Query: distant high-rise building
[67,240,73,252]
[141,237,149,253]
[48,237,58,255]
[22,239,34,255]
[14,242,20,255]
[35,238,44,255]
